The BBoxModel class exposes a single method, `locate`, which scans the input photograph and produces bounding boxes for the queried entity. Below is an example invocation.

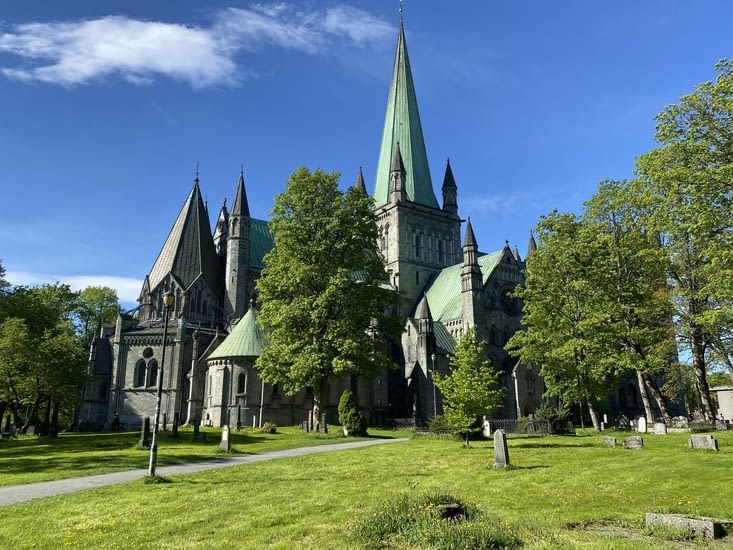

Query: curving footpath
[0,437,408,506]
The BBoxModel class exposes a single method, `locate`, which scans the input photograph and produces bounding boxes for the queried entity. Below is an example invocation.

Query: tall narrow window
[438,240,444,264]
[414,234,421,259]
[237,373,246,394]
[147,359,158,387]
[134,360,146,388]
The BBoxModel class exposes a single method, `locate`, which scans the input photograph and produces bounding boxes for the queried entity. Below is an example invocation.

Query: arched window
[237,373,246,394]
[134,360,146,388]
[147,359,158,387]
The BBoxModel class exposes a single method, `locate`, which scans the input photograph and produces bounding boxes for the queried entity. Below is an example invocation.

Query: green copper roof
[208,306,266,360]
[373,23,438,208]
[424,250,505,322]
[147,179,222,293]
[250,218,273,268]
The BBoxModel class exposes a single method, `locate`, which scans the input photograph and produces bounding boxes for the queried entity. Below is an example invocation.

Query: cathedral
[79,19,542,431]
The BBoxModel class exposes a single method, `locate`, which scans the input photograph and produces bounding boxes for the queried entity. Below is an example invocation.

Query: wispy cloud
[0,4,393,88]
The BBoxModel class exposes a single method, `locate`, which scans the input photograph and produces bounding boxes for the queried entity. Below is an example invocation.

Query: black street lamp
[148,290,175,477]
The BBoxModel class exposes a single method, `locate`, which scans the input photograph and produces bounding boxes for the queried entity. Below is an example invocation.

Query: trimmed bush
[259,422,277,434]
[338,390,368,436]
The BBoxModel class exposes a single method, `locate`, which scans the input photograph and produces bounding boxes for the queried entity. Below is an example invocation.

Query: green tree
[338,390,368,436]
[508,212,627,430]
[256,168,400,425]
[635,59,733,422]
[0,260,10,297]
[433,327,503,445]
[0,317,34,427]
[74,286,119,346]
[583,180,678,423]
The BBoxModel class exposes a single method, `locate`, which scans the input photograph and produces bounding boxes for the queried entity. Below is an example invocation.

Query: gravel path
[0,437,407,506]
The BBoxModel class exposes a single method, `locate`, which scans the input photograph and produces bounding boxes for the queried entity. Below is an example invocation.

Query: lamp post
[148,290,175,477]
[431,353,438,418]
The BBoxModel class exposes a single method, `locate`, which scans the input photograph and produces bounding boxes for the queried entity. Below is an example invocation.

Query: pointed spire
[231,169,250,218]
[442,158,458,216]
[527,231,537,258]
[390,142,407,203]
[373,20,438,208]
[146,177,222,295]
[355,167,367,194]
[463,218,477,248]
[391,141,406,173]
[416,292,432,321]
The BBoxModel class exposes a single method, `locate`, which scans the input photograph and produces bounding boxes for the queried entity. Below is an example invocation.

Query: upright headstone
[139,417,150,448]
[192,418,200,442]
[219,425,231,452]
[715,418,728,431]
[481,416,491,438]
[601,436,617,447]
[637,416,647,434]
[162,412,168,431]
[670,416,690,430]
[624,436,643,449]
[302,420,309,433]
[688,434,719,451]
[319,413,328,434]
[654,422,667,435]
[617,415,630,430]
[493,429,510,468]
[172,412,179,437]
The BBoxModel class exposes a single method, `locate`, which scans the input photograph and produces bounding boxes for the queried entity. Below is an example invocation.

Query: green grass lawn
[1,428,732,549]
[0,425,393,486]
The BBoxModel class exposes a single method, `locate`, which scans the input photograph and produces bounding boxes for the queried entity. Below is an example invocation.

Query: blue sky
[1,1,731,308]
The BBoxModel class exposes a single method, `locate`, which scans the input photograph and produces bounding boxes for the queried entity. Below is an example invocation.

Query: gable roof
[373,22,438,209]
[423,249,506,322]
[147,179,222,293]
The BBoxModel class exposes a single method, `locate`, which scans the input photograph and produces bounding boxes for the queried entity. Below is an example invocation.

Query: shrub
[338,390,368,436]
[259,422,277,434]
[534,401,572,434]
[427,414,453,433]
[349,491,522,549]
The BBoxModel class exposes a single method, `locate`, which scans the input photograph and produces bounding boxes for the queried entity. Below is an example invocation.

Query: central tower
[373,20,462,313]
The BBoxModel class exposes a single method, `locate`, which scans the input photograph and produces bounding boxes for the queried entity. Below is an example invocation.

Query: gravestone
[172,412,179,437]
[192,418,207,442]
[481,416,491,438]
[318,413,328,434]
[617,415,630,430]
[623,436,643,449]
[688,434,719,451]
[302,420,309,433]
[645,513,728,540]
[493,429,510,468]
[601,436,616,447]
[670,416,690,430]
[139,417,150,448]
[654,422,667,435]
[637,416,647,434]
[219,425,231,452]
[715,419,728,431]
[162,412,168,431]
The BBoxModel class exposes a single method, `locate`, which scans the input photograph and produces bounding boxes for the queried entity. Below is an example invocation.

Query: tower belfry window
[414,234,421,259]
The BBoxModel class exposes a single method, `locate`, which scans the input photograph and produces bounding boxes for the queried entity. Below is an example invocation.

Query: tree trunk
[312,378,329,430]
[20,395,42,435]
[643,373,673,424]
[586,398,601,431]
[636,369,654,424]
[690,327,715,422]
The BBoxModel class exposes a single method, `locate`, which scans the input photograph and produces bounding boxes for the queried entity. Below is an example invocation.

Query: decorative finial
[399,0,403,21]
[195,160,200,182]
[223,197,227,207]
[240,163,244,175]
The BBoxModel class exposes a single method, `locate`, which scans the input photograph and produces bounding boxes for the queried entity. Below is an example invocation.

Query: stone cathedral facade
[78,19,542,431]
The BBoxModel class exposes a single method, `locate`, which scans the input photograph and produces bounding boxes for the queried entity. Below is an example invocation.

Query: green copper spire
[373,22,438,208]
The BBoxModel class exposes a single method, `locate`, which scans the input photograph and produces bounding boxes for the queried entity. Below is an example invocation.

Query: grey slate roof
[147,179,222,293]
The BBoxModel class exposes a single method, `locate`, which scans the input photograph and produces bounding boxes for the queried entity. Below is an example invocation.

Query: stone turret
[461,219,482,332]
[224,170,251,319]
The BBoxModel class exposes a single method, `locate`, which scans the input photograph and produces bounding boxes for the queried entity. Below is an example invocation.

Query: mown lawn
[1,428,732,549]
[0,425,393,486]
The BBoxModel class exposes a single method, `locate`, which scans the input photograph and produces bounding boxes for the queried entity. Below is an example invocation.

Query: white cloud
[6,271,142,305]
[0,4,394,88]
